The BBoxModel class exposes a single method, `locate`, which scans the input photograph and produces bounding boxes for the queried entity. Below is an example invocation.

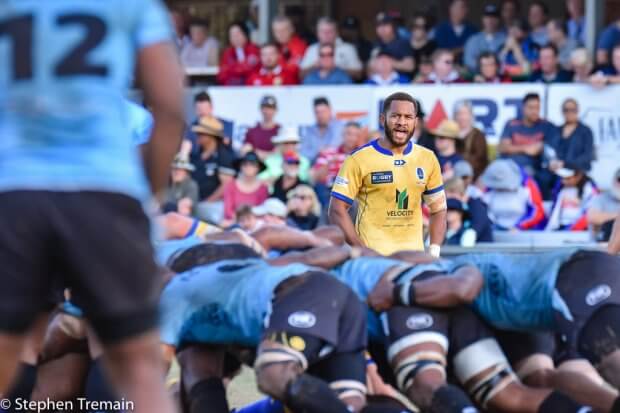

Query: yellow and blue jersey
[0,0,171,200]
[331,139,444,255]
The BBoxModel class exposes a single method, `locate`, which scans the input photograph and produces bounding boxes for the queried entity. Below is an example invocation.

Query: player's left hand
[367,274,395,312]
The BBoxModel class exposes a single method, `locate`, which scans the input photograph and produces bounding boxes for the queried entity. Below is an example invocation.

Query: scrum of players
[4,212,620,413]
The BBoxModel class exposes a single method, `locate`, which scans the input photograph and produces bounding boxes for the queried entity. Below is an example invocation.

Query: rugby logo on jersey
[371,171,393,184]
[416,167,425,180]
[406,314,433,330]
[394,159,406,167]
[585,284,611,306]
[288,311,316,328]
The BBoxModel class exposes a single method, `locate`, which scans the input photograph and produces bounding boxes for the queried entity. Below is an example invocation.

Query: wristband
[429,244,441,258]
[392,282,416,306]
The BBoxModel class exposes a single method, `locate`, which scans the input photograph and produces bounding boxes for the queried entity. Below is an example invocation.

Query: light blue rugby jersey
[0,0,171,199]
[126,100,154,146]
[155,236,204,267]
[159,259,319,347]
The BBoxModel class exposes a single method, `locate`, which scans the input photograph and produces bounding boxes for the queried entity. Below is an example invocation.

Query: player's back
[0,0,171,199]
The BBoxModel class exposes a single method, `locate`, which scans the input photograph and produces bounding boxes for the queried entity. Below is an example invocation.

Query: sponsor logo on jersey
[416,167,425,180]
[396,188,409,209]
[334,176,349,186]
[371,171,393,184]
[406,313,433,330]
[394,159,406,167]
[585,284,611,306]
[288,311,317,328]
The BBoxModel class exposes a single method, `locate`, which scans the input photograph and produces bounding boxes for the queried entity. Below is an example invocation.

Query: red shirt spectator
[272,16,307,77]
[247,43,297,86]
[223,152,269,220]
[217,22,260,85]
[311,121,362,186]
[244,95,280,157]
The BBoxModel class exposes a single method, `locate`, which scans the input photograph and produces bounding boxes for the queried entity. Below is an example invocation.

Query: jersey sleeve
[158,285,186,347]
[330,155,362,205]
[423,153,446,212]
[133,0,174,49]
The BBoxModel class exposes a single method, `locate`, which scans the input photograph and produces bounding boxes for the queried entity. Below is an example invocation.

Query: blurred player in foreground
[609,214,620,254]
[0,1,185,412]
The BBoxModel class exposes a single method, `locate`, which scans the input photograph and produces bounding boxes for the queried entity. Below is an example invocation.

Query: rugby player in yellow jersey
[328,92,447,256]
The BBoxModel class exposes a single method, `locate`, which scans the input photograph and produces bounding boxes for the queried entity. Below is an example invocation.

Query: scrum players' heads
[169,242,260,273]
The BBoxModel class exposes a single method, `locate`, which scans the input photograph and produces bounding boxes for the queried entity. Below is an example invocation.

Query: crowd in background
[170,0,620,88]
[161,86,620,248]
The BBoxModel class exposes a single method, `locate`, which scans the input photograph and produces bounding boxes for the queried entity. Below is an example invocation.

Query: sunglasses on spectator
[285,159,300,165]
[443,60,454,65]
[294,194,311,200]
[562,107,578,113]
[319,52,334,57]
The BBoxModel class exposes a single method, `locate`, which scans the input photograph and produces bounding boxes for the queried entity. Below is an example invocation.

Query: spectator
[566,0,585,45]
[300,17,363,80]
[444,198,478,246]
[596,19,620,66]
[286,185,321,230]
[299,97,344,161]
[498,93,559,198]
[186,92,234,151]
[285,5,316,45]
[422,49,464,83]
[430,119,465,178]
[445,176,494,242]
[463,4,506,73]
[272,15,307,78]
[411,103,436,151]
[570,48,593,82]
[499,19,539,78]
[222,152,269,224]
[235,205,260,232]
[371,13,414,76]
[549,98,594,174]
[409,13,437,76]
[453,160,484,199]
[217,21,260,86]
[527,1,549,47]
[302,44,353,85]
[272,150,307,203]
[454,101,489,179]
[433,0,478,59]
[546,168,598,231]
[245,0,260,44]
[340,16,373,64]
[260,127,311,183]
[529,44,572,83]
[246,43,297,86]
[242,95,280,160]
[311,121,362,206]
[189,117,236,224]
[170,9,190,50]
[590,44,620,87]
[481,159,546,230]
[366,49,410,85]
[180,18,219,68]
[162,157,199,215]
[500,0,520,31]
[473,51,511,83]
[413,55,434,82]
[252,198,289,227]
[547,19,579,70]
[588,168,620,241]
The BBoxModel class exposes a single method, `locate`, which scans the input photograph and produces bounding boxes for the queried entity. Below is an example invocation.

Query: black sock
[5,363,37,401]
[537,391,591,413]
[611,396,620,413]
[85,358,119,405]
[285,374,351,413]
[188,378,229,413]
[430,384,479,413]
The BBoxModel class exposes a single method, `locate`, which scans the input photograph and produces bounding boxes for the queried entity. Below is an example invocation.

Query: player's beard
[384,120,415,148]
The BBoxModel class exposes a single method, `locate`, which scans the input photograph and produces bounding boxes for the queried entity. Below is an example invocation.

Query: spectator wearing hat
[271,15,307,77]
[499,19,539,78]
[433,0,478,60]
[421,49,465,84]
[180,18,220,68]
[246,43,297,86]
[547,19,579,71]
[302,44,353,85]
[243,96,281,160]
[473,52,512,83]
[430,119,465,179]
[272,150,308,203]
[162,157,200,216]
[186,92,234,153]
[366,49,410,85]
[189,117,236,224]
[481,159,545,230]
[588,168,620,242]
[340,16,373,64]
[259,127,311,183]
[299,97,344,161]
[527,1,549,47]
[286,185,321,230]
[548,98,594,175]
[546,168,598,231]
[252,198,289,227]
[217,21,260,86]
[445,198,478,247]
[463,4,506,73]
[454,101,488,179]
[222,152,269,225]
[445,176,493,242]
[529,44,572,83]
[371,13,414,76]
[300,17,363,80]
[452,160,484,200]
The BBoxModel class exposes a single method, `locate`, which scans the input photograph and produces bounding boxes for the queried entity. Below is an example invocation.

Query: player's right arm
[328,156,365,247]
[608,213,620,254]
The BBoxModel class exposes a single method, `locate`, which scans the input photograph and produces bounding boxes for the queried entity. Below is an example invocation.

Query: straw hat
[430,119,462,139]
[191,116,224,138]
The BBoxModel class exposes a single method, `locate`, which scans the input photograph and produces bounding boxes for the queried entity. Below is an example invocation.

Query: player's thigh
[494,330,556,385]
[578,304,620,387]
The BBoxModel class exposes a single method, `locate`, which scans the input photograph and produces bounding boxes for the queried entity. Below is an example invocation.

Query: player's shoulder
[412,143,436,157]
[349,140,376,157]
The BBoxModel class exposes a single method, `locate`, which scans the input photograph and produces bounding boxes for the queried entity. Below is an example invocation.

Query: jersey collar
[371,138,413,156]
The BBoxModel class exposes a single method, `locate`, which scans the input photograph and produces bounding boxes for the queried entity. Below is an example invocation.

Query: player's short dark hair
[540,43,558,56]
[194,91,211,103]
[382,92,418,116]
[313,96,330,107]
[522,92,540,105]
[169,243,260,273]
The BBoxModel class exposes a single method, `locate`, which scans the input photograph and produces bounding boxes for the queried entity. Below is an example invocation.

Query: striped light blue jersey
[0,0,171,199]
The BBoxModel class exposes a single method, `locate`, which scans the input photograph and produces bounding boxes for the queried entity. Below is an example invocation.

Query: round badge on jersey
[585,284,611,306]
[288,311,316,329]
[406,313,433,330]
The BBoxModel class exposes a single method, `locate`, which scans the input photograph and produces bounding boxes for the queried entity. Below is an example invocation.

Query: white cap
[272,126,301,144]
[252,198,288,218]
[555,168,576,178]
